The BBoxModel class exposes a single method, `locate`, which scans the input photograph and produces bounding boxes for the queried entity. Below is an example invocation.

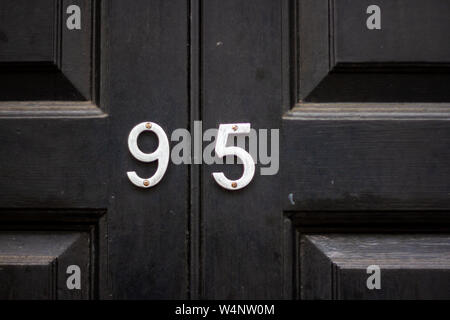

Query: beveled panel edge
[284,103,450,121]
[0,101,107,119]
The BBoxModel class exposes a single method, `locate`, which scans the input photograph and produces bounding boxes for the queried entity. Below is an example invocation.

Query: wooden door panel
[0,0,189,299]
[1,0,448,300]
[0,264,54,299]
[297,0,450,103]
[0,0,105,299]
[334,0,450,63]
[0,232,91,299]
[0,0,54,62]
[283,0,450,301]
[0,118,107,208]
[0,0,97,101]
[285,0,450,210]
[301,235,450,299]
[282,117,450,211]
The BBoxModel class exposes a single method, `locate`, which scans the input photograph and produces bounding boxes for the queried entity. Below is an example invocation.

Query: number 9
[127,122,170,188]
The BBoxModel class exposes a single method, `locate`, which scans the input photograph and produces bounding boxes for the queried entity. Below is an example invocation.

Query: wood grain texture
[59,0,96,100]
[0,232,91,299]
[0,0,188,300]
[0,0,97,101]
[2,0,449,300]
[283,117,450,211]
[296,0,450,103]
[0,117,108,208]
[334,0,450,63]
[0,101,105,118]
[286,0,450,301]
[202,0,283,299]
[297,0,330,100]
[301,234,450,299]
[188,0,202,300]
[0,209,108,299]
[0,0,55,62]
[104,0,189,299]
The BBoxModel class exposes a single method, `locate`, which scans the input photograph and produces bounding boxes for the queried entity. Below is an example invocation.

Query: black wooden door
[200,0,450,300]
[0,0,189,299]
[1,0,449,300]
[0,0,108,299]
[283,0,450,299]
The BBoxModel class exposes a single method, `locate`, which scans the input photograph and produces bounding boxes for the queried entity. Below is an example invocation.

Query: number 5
[213,123,256,190]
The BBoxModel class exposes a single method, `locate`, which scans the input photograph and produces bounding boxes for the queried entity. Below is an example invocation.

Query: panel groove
[188,0,203,300]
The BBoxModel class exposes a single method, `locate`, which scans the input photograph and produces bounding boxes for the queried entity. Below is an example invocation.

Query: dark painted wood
[189,0,202,300]
[0,0,96,100]
[296,0,450,103]
[300,235,332,299]
[0,66,86,101]
[334,0,450,63]
[202,0,283,299]
[304,72,450,103]
[0,264,54,299]
[0,209,108,299]
[286,0,450,301]
[0,0,97,300]
[104,0,189,299]
[0,117,108,208]
[59,0,96,100]
[297,0,330,101]
[0,101,104,118]
[283,116,450,211]
[0,232,91,300]
[0,0,189,300]
[2,0,450,301]
[301,235,450,300]
[0,0,54,62]
[290,211,450,230]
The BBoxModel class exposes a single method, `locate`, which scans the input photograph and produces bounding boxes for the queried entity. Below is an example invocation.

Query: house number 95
[127,122,256,191]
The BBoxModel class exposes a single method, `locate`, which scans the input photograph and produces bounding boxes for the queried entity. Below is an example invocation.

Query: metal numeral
[127,122,170,188]
[212,123,256,190]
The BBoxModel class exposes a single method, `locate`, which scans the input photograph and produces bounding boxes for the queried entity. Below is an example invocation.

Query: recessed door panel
[334,0,450,63]
[0,232,91,300]
[0,0,96,101]
[301,235,450,299]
